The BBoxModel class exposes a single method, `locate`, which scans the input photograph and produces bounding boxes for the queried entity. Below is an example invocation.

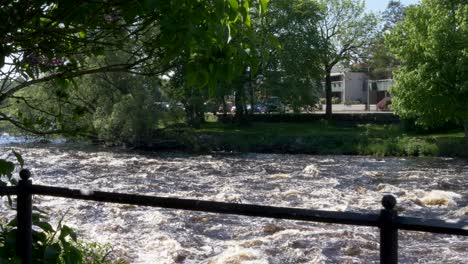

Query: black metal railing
[1,169,467,264]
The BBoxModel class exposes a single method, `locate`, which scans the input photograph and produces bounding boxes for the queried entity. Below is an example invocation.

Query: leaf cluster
[386,0,468,127]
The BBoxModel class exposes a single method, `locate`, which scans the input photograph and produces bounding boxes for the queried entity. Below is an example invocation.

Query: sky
[365,0,421,13]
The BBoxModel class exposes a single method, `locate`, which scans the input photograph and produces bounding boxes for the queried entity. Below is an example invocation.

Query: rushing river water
[1,140,467,263]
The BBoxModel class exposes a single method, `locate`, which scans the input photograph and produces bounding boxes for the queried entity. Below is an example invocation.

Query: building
[368,79,393,105]
[323,67,393,105]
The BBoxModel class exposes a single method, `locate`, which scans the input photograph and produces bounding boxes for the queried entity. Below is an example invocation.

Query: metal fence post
[17,169,32,264]
[380,195,398,264]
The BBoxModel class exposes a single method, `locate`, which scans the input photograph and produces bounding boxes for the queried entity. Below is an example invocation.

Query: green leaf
[56,78,70,90]
[61,245,82,264]
[0,160,15,176]
[11,150,24,169]
[7,218,17,227]
[260,0,269,15]
[43,243,61,262]
[32,230,48,244]
[36,222,54,233]
[229,0,239,10]
[25,68,35,79]
[5,230,17,249]
[59,225,77,242]
[70,79,79,90]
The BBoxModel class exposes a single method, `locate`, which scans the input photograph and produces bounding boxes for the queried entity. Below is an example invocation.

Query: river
[0,139,467,263]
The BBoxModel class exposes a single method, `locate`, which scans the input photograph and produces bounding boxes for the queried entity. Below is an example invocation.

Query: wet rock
[191,217,210,223]
[415,190,462,207]
[173,250,190,263]
[263,223,285,234]
[355,186,367,193]
[239,239,264,247]
[344,245,362,256]
[375,184,401,194]
[290,240,311,249]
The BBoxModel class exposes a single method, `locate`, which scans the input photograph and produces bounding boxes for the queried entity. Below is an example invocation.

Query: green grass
[192,121,467,157]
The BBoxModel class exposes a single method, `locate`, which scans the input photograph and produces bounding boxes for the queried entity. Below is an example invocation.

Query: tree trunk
[234,82,248,125]
[249,71,255,115]
[325,67,333,119]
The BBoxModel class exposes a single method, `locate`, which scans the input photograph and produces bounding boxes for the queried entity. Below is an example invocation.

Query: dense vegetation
[0,0,466,148]
[386,0,468,136]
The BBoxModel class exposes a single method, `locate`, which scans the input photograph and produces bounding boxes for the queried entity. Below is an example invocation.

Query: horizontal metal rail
[2,185,467,235]
[396,216,468,236]
[3,184,466,236]
[30,185,381,227]
[0,186,17,195]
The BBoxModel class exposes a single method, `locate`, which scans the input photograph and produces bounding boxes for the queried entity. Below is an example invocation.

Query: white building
[323,67,393,104]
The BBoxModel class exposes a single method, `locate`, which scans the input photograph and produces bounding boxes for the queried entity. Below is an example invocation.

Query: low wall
[217,113,400,124]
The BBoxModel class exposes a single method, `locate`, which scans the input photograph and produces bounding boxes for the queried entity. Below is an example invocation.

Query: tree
[366,1,406,79]
[365,0,406,79]
[317,0,378,118]
[262,0,323,112]
[386,0,468,137]
[8,55,178,145]
[0,0,267,134]
[382,0,406,31]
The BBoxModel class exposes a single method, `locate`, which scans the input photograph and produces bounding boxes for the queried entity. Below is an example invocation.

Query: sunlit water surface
[1,139,467,263]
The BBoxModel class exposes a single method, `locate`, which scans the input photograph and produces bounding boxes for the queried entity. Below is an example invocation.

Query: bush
[396,137,438,156]
[331,97,341,104]
[318,97,341,104]
[0,212,125,263]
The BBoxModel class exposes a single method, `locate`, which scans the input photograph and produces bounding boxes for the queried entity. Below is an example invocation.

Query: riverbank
[189,122,468,157]
[1,119,467,158]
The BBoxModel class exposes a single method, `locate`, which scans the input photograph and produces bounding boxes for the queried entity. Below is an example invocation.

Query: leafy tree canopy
[0,0,268,133]
[262,0,323,110]
[365,1,406,79]
[387,0,468,131]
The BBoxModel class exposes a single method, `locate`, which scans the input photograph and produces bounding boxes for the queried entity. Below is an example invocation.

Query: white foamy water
[0,142,467,263]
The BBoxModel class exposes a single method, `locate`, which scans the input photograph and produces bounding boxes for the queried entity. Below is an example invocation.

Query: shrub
[396,137,438,156]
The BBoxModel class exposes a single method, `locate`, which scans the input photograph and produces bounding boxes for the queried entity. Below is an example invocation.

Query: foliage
[0,212,124,263]
[386,0,468,134]
[365,1,406,79]
[0,153,123,263]
[0,0,266,135]
[260,0,323,111]
[382,0,406,31]
[6,51,186,145]
[317,0,378,116]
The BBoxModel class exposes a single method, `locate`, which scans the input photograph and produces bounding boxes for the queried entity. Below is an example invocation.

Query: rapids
[1,141,467,263]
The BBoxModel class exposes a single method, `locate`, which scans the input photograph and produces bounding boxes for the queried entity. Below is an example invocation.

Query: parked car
[265,96,286,113]
[218,102,235,114]
[254,103,267,113]
[377,97,391,111]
